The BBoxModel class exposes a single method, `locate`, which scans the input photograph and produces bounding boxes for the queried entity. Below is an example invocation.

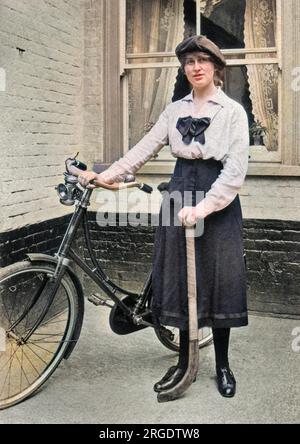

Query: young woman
[78,35,249,398]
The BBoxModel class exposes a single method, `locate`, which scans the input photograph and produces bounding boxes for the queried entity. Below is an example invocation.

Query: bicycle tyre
[0,261,80,410]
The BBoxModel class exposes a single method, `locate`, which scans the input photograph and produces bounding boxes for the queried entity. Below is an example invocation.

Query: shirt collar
[181,86,228,107]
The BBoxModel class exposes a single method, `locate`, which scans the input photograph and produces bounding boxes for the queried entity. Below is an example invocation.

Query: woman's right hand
[78,171,114,189]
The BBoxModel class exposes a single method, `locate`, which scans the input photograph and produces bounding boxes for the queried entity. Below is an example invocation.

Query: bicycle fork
[6,262,69,345]
[8,189,92,344]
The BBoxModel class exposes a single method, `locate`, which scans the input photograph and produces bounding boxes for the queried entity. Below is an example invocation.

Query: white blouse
[101,86,250,219]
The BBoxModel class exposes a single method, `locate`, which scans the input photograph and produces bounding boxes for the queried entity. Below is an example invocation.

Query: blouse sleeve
[100,107,169,183]
[195,105,250,219]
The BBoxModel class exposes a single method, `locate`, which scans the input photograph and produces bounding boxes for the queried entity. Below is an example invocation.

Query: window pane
[200,0,277,50]
[224,63,278,153]
[126,0,185,55]
[128,68,180,147]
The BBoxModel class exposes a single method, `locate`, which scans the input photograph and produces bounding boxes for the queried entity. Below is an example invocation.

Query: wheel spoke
[14,347,31,391]
[28,339,76,345]
[20,345,29,392]
[9,290,20,330]
[39,309,68,327]
[1,297,12,326]
[26,342,56,356]
[0,264,77,408]
[40,318,67,325]
[29,333,65,342]
[0,342,20,373]
[0,341,17,399]
[21,313,67,337]
[21,347,42,377]
[25,343,51,367]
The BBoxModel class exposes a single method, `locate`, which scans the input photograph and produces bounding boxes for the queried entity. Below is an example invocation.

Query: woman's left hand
[178,206,198,227]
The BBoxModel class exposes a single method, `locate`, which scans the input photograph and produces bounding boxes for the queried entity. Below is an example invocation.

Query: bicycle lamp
[56,174,81,206]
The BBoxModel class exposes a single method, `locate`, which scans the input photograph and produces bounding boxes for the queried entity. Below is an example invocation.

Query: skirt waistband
[174,156,223,177]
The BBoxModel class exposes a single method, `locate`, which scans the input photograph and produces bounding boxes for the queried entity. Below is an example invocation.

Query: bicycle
[0,155,213,409]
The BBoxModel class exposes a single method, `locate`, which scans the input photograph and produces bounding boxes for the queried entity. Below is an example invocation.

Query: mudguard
[26,253,84,360]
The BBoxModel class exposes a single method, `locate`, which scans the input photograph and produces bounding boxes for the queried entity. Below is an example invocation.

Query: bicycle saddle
[157,182,170,193]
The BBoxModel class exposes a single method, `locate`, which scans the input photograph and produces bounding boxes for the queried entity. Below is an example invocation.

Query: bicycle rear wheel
[155,325,213,352]
[0,261,79,409]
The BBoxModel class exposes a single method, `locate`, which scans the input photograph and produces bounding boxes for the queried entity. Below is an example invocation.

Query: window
[102,0,300,176]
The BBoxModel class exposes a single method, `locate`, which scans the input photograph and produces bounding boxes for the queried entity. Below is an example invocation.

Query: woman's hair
[179,52,225,88]
[213,66,225,88]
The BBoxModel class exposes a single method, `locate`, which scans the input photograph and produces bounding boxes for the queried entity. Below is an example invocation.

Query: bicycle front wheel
[0,261,79,410]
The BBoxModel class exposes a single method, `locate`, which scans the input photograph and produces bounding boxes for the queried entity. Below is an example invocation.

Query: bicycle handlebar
[65,157,153,194]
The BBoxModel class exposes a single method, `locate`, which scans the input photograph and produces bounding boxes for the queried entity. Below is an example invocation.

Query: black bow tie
[176,116,211,145]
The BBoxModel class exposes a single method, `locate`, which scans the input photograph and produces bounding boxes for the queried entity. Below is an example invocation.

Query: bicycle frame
[14,186,154,344]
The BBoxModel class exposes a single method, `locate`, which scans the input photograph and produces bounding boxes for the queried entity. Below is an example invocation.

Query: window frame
[102,0,300,176]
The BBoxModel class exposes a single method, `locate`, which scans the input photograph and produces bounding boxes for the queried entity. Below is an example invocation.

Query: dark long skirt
[151,157,248,330]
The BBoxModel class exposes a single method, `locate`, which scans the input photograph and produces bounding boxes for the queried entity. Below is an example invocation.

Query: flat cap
[175,35,226,68]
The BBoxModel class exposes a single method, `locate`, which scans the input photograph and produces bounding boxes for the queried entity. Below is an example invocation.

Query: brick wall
[83,0,104,159]
[241,176,300,221]
[243,219,300,316]
[0,0,104,233]
[0,214,72,267]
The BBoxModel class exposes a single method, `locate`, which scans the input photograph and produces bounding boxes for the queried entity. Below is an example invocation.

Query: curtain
[201,0,278,151]
[200,0,224,18]
[127,0,185,147]
[244,0,278,151]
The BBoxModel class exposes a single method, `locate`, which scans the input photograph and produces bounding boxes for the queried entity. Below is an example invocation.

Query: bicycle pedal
[88,293,114,308]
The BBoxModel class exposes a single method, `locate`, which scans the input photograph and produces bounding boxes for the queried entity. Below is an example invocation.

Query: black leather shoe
[153,367,196,393]
[216,367,236,398]
[153,366,178,392]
